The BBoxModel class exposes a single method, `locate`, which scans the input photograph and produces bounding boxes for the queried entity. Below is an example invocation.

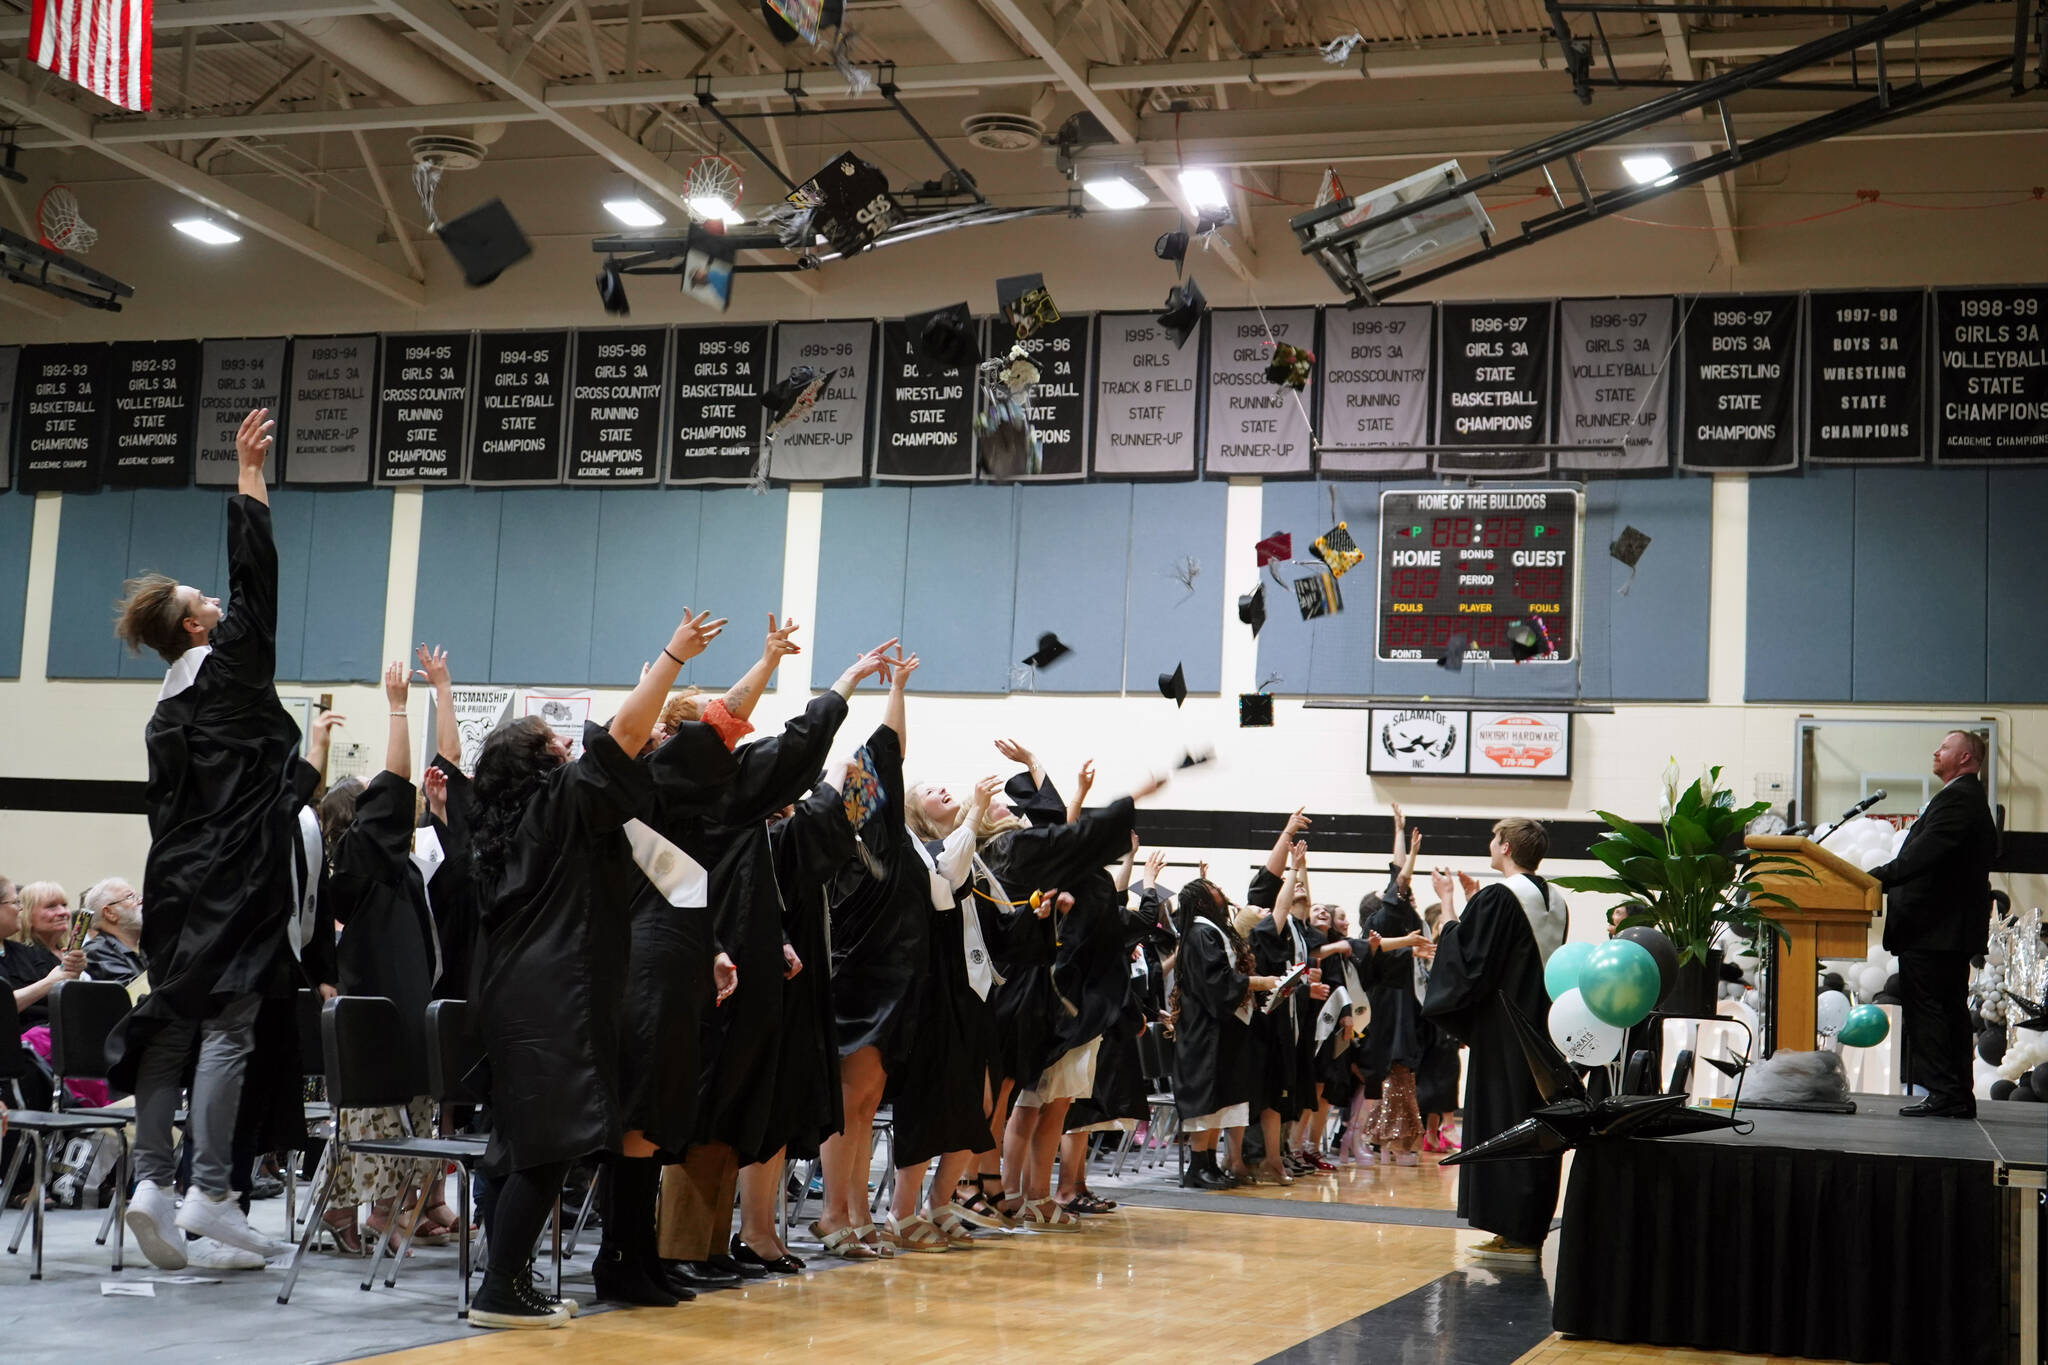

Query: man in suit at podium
[1868,729,1999,1119]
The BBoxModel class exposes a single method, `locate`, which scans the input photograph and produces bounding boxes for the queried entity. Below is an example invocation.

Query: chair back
[295,988,325,1077]
[48,980,129,1084]
[1135,1023,1164,1087]
[424,999,485,1105]
[321,995,426,1109]
[0,984,25,1081]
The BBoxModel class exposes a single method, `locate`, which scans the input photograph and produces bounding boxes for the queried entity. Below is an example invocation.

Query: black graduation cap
[1239,693,1274,728]
[1022,632,1070,669]
[1237,583,1266,638]
[1158,277,1206,350]
[1438,634,1470,672]
[762,366,835,433]
[1293,569,1341,621]
[1159,663,1187,707]
[437,197,533,287]
[1154,224,1188,276]
[1505,617,1547,662]
[1610,524,1652,570]
[996,273,1061,340]
[597,258,629,315]
[2005,990,2048,1032]
[792,151,896,256]
[1177,746,1215,769]
[908,302,980,374]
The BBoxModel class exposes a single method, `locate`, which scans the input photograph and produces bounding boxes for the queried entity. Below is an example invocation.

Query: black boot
[469,1268,570,1331]
[592,1160,681,1308]
[1187,1149,1233,1191]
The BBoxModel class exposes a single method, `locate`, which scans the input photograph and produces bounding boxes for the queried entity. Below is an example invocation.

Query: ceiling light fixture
[172,217,240,245]
[1081,175,1148,210]
[1178,167,1229,213]
[603,196,666,228]
[1621,154,1676,186]
[687,194,747,227]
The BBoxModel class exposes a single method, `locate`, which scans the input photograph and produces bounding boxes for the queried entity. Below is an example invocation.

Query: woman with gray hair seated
[82,879,147,986]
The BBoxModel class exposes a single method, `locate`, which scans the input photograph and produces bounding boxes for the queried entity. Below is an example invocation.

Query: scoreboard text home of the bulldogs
[1375,488,1582,665]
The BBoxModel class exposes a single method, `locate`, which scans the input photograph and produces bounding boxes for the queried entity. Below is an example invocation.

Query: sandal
[1016,1198,1084,1232]
[1061,1193,1117,1214]
[321,1212,367,1256]
[930,1210,978,1247]
[882,1215,952,1254]
[853,1223,897,1258]
[955,1176,1011,1229]
[1259,1161,1296,1186]
[810,1221,879,1261]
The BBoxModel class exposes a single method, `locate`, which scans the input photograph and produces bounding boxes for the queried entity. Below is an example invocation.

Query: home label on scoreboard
[1376,488,1580,664]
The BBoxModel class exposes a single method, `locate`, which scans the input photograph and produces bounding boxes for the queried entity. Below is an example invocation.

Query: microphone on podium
[1811,790,1885,847]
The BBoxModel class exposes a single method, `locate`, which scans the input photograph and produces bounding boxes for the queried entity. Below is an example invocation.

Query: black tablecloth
[1552,1135,2001,1365]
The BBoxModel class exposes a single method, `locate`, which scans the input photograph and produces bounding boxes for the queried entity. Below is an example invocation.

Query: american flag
[29,0,153,112]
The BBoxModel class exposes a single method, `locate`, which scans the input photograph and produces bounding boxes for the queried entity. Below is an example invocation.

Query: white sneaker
[125,1180,188,1271]
[175,1189,290,1258]
[183,1236,268,1271]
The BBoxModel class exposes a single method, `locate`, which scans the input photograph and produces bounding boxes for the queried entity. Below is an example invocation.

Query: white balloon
[1549,987,1625,1066]
[1856,964,1889,999]
[1816,989,1851,1037]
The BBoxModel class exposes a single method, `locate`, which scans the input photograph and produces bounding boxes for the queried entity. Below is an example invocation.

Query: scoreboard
[1376,488,1581,664]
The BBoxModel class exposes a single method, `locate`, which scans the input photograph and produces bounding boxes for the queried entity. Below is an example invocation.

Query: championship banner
[104,339,200,488]
[767,320,874,484]
[1003,312,1090,480]
[1554,298,1674,472]
[0,347,18,489]
[1092,311,1202,478]
[282,334,377,485]
[469,330,569,485]
[1204,308,1315,478]
[565,327,668,485]
[1804,290,1926,465]
[376,331,474,483]
[875,317,976,482]
[1317,305,1432,475]
[195,338,286,486]
[14,343,109,492]
[668,324,769,485]
[1434,300,1554,477]
[1677,295,1800,471]
[1932,285,2048,465]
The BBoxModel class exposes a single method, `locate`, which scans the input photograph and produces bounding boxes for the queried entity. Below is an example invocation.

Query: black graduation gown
[616,723,738,1157]
[1247,909,1309,1120]
[888,836,995,1166]
[109,495,301,1093]
[766,782,857,1160]
[971,847,1056,1088]
[1420,879,1560,1248]
[1358,896,1437,1079]
[331,771,439,1094]
[827,723,929,1073]
[1171,914,1252,1119]
[478,722,667,1173]
[425,757,482,1004]
[693,692,848,1164]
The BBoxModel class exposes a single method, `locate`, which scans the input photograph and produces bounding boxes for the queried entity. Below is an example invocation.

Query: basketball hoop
[37,186,97,254]
[684,154,745,224]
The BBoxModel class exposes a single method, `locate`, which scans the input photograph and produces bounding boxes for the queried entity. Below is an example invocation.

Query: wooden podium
[1743,835,1881,1051]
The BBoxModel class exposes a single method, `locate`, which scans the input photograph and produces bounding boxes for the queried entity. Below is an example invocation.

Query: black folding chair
[284,988,334,1238]
[37,980,135,1252]
[374,999,492,1301]
[0,986,130,1279]
[277,996,485,1317]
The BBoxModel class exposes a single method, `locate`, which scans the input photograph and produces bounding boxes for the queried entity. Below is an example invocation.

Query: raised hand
[669,608,728,663]
[1283,806,1313,841]
[887,652,920,690]
[422,765,449,823]
[1144,849,1167,888]
[763,613,802,664]
[312,710,346,738]
[1457,870,1481,899]
[1131,771,1168,802]
[970,774,1002,821]
[236,407,274,470]
[414,643,451,690]
[383,659,409,708]
[1290,839,1308,872]
[994,738,1037,770]
[1075,759,1097,801]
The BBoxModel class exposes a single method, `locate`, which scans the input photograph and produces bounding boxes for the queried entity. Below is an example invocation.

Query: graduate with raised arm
[110,408,304,1271]
[1420,817,1569,1264]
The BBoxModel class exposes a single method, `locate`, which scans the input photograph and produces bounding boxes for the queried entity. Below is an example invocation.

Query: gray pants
[131,992,261,1196]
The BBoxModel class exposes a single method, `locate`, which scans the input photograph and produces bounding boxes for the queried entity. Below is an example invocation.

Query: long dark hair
[317,777,365,863]
[470,717,563,899]
[1167,878,1251,1039]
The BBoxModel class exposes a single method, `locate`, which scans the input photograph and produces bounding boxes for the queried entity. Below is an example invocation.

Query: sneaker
[176,1188,291,1259]
[469,1271,571,1330]
[1393,1150,1420,1167]
[1468,1234,1541,1265]
[126,1180,188,1271]
[183,1236,268,1271]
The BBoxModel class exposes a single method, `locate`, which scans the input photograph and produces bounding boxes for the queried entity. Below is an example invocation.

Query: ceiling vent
[962,110,1046,152]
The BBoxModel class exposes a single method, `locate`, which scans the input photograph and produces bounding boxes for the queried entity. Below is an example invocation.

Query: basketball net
[38,186,97,253]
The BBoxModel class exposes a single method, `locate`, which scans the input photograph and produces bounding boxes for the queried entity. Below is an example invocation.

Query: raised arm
[381,660,412,782]
[1114,831,1138,894]
[305,709,344,793]
[236,406,273,507]
[1290,836,1311,911]
[1266,807,1311,880]
[416,644,460,766]
[830,638,898,702]
[722,613,803,722]
[614,608,727,757]
[880,651,917,752]
[1273,848,1299,929]
[1066,759,1096,826]
[994,738,1044,788]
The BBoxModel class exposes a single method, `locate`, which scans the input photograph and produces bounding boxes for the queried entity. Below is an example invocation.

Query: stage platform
[1554,1095,2045,1365]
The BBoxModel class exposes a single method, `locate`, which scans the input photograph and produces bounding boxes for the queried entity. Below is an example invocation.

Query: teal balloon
[1579,939,1662,1028]
[1838,1003,1891,1048]
[1545,942,1596,1001]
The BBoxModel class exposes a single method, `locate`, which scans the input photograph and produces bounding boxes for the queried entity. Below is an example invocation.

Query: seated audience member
[2,878,97,1107]
[83,879,148,986]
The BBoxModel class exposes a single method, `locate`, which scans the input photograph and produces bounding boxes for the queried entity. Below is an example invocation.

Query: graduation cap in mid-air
[996,273,1061,340]
[1610,525,1652,569]
[1022,632,1070,670]
[1158,278,1207,349]
[1505,617,1550,662]
[908,302,980,374]
[1177,745,1215,769]
[2005,989,2048,1031]
[1239,692,1275,728]
[1312,521,1364,578]
[1159,663,1187,707]
[1154,224,1188,276]
[762,366,838,435]
[1237,584,1267,638]
[1254,532,1292,569]
[1438,635,1470,673]
[1294,570,1341,621]
[437,197,533,288]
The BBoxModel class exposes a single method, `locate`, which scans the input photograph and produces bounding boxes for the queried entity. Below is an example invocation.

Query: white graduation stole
[1316,985,1351,1046]
[287,806,321,962]
[1503,873,1570,966]
[1194,919,1254,1025]
[622,818,709,908]
[409,824,448,985]
[918,839,996,1000]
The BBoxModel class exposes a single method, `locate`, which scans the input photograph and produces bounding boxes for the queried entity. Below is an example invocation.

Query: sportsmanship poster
[1091,311,1203,478]
[13,343,109,492]
[469,330,569,484]
[1677,295,1801,471]
[1317,305,1432,474]
[1932,285,2048,464]
[375,331,474,483]
[104,340,201,488]
[1002,312,1090,480]
[668,324,769,485]
[1203,308,1315,478]
[1434,300,1553,476]
[282,334,377,485]
[424,684,516,774]
[1804,290,1926,464]
[195,338,287,485]
[565,327,668,485]
[874,317,976,481]
[767,320,874,484]
[1554,298,1674,472]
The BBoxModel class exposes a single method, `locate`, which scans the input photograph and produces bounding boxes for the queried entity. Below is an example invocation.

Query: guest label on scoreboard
[566,327,668,484]
[284,334,377,485]
[1932,285,2048,464]
[1006,312,1090,479]
[377,331,473,483]
[106,340,201,488]
[669,324,768,485]
[1555,298,1673,472]
[15,343,110,492]
[875,317,976,481]
[767,320,874,484]
[1434,300,1554,476]
[1376,487,1578,663]
[1204,307,1315,477]
[1092,312,1202,477]
[1678,295,1800,471]
[195,338,286,485]
[470,330,568,484]
[1318,306,1432,474]
[1804,290,1926,464]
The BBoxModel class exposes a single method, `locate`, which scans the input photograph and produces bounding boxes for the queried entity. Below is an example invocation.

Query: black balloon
[1991,1080,2017,1102]
[1883,972,1902,998]
[1821,971,1845,993]
[2031,1061,2048,1095]
[2014,1079,2041,1103]
[1978,1027,2007,1065]
[1616,926,1679,1001]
